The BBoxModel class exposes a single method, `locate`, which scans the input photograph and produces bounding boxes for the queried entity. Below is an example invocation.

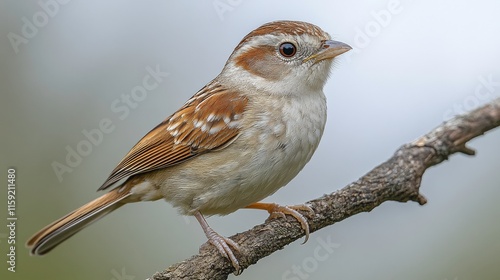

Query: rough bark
[149,98,500,280]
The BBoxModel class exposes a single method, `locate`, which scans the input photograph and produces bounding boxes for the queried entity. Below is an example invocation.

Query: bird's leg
[245,202,314,243]
[194,211,242,274]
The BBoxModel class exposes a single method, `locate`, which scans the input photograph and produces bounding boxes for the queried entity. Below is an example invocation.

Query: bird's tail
[26,188,131,255]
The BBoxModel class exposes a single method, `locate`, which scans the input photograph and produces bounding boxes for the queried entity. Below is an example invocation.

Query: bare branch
[149,98,500,280]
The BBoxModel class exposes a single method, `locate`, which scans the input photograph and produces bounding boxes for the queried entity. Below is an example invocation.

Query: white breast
[158,90,327,216]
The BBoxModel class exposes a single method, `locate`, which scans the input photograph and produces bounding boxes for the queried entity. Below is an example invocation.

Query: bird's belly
[156,93,326,216]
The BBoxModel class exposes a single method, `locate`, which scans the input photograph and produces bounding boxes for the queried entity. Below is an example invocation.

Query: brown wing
[98,82,248,190]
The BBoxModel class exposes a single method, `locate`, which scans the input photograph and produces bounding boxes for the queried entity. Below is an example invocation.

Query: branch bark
[149,98,500,280]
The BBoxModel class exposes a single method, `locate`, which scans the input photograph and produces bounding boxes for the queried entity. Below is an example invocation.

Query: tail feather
[27,188,131,255]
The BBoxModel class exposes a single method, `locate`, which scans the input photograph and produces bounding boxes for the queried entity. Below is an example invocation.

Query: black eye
[279,42,297,57]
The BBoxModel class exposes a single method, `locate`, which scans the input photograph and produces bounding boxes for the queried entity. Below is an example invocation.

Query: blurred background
[1,1,500,279]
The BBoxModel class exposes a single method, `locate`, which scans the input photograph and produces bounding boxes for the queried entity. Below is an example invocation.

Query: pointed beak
[304,40,352,63]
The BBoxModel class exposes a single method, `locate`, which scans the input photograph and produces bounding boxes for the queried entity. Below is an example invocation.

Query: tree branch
[149,98,500,280]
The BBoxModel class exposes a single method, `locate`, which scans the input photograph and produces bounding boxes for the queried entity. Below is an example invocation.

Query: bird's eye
[279,42,297,58]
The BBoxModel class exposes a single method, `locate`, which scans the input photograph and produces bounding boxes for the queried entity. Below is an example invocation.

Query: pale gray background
[1,1,500,280]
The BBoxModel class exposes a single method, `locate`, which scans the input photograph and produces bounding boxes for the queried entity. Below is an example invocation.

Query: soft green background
[1,1,500,279]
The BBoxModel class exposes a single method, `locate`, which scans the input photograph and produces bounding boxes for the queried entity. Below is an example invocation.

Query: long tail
[26,188,131,255]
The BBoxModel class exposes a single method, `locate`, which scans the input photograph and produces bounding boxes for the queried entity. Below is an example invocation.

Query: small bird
[27,20,350,273]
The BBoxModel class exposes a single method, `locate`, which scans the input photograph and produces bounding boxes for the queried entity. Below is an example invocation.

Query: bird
[27,20,351,274]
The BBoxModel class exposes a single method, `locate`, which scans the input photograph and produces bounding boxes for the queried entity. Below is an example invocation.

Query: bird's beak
[304,40,352,63]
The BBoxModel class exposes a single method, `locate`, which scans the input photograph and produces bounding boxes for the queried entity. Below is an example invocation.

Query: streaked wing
[98,82,248,190]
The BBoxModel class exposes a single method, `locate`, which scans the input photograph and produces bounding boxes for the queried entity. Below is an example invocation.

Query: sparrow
[27,20,351,274]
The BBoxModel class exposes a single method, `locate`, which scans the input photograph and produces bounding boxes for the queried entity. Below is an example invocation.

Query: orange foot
[245,202,314,243]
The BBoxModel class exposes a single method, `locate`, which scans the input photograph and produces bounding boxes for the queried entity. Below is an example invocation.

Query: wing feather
[98,82,248,190]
